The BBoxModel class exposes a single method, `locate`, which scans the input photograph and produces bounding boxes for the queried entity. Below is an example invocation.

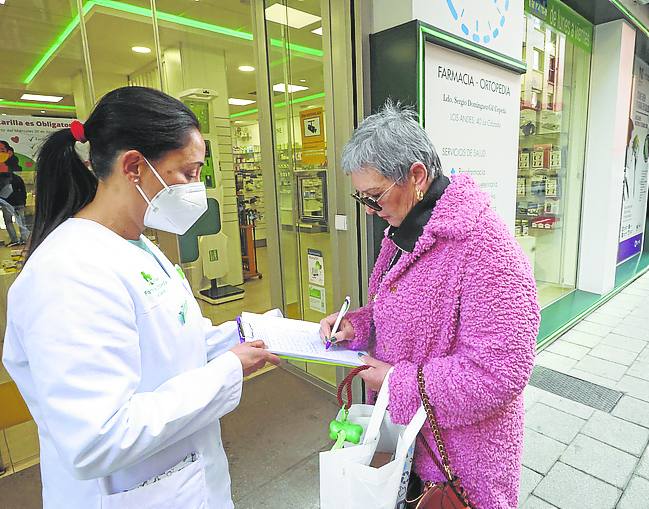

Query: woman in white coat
[2,86,279,508]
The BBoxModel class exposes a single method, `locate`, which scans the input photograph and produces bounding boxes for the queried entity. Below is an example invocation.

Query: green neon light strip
[24,0,322,85]
[609,0,649,38]
[230,108,259,118]
[0,101,76,111]
[419,25,527,73]
[230,92,326,118]
[23,1,94,83]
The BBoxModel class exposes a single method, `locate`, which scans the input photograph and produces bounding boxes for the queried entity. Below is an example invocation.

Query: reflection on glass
[151,0,273,325]
[264,0,336,385]
[84,0,160,97]
[0,0,85,476]
[517,13,591,307]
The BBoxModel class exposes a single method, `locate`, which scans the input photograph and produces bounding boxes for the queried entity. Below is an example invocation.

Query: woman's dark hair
[0,140,22,172]
[27,86,200,259]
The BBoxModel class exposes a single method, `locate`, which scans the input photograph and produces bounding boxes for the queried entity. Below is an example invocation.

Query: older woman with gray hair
[320,101,540,509]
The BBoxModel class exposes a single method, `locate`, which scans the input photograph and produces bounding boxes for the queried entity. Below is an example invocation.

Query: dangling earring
[416,187,424,201]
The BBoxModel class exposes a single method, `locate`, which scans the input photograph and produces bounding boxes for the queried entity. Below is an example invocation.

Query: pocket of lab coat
[100,455,208,509]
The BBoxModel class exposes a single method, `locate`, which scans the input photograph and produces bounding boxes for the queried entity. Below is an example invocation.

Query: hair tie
[70,120,87,143]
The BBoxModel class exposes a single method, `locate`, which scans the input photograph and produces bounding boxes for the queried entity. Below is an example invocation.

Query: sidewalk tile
[609,294,646,307]
[519,466,543,504]
[616,476,649,509]
[613,396,649,428]
[639,346,649,362]
[540,392,594,420]
[637,448,649,480]
[590,344,638,366]
[613,324,649,342]
[601,334,648,354]
[525,404,585,444]
[533,462,620,509]
[581,411,649,456]
[522,428,567,474]
[584,312,622,327]
[535,352,577,374]
[545,341,590,361]
[574,355,628,381]
[522,496,557,509]
[524,385,545,411]
[621,286,649,297]
[599,304,632,318]
[616,376,649,403]
[560,434,637,488]
[561,330,602,348]
[622,316,649,329]
[573,321,613,337]
[569,369,620,389]
[627,361,649,381]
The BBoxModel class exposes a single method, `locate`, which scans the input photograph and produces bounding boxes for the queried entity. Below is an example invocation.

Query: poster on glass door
[618,58,649,263]
[424,42,521,231]
[0,115,75,172]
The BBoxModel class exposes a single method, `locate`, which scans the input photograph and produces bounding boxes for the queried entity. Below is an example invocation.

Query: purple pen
[236,316,245,343]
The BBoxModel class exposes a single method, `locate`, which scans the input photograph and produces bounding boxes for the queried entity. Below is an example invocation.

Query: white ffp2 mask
[136,157,208,235]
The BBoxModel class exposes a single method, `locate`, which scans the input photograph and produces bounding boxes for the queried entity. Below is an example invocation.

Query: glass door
[263,0,338,385]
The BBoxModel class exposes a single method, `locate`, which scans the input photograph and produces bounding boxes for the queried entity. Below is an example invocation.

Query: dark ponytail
[27,86,199,259]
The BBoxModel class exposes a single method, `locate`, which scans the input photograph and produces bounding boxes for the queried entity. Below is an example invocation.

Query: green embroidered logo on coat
[178,300,188,325]
[174,264,186,280]
[140,271,168,298]
[141,271,155,285]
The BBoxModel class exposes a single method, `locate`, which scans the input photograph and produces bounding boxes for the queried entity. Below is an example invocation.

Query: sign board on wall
[618,57,649,263]
[307,248,325,286]
[525,0,593,52]
[415,0,524,61]
[0,115,74,171]
[300,107,326,166]
[424,42,521,230]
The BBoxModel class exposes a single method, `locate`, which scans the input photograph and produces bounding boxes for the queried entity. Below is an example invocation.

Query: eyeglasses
[351,181,397,212]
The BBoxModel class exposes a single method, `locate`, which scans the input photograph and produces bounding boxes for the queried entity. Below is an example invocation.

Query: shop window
[0,0,86,476]
[517,11,592,307]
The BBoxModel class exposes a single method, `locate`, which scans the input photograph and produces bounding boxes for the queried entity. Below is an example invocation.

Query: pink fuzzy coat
[346,174,540,509]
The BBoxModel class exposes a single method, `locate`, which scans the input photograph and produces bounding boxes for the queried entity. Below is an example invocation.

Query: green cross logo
[141,271,155,285]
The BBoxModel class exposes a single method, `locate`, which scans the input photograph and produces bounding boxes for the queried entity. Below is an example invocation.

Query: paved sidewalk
[521,272,649,509]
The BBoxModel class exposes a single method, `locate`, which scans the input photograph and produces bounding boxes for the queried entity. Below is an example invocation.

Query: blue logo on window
[445,0,511,45]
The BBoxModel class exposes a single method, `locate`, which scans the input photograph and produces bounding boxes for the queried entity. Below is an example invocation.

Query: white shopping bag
[320,370,426,509]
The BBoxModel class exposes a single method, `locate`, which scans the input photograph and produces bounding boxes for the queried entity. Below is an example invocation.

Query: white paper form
[239,312,365,367]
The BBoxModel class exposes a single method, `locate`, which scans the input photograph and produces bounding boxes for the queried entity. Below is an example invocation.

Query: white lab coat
[2,218,243,508]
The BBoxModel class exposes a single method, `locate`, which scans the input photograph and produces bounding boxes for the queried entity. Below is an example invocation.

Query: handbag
[406,367,474,509]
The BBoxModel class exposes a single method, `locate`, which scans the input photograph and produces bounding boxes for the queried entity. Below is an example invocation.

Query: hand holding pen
[319,296,353,349]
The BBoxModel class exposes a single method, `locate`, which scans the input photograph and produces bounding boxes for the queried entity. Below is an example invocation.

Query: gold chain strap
[417,367,454,481]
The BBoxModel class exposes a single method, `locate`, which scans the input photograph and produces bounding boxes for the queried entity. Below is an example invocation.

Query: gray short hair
[341,100,442,182]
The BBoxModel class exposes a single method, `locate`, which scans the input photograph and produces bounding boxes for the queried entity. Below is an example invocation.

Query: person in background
[0,140,21,173]
[320,101,540,509]
[0,141,28,246]
[3,86,279,509]
[0,170,29,246]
